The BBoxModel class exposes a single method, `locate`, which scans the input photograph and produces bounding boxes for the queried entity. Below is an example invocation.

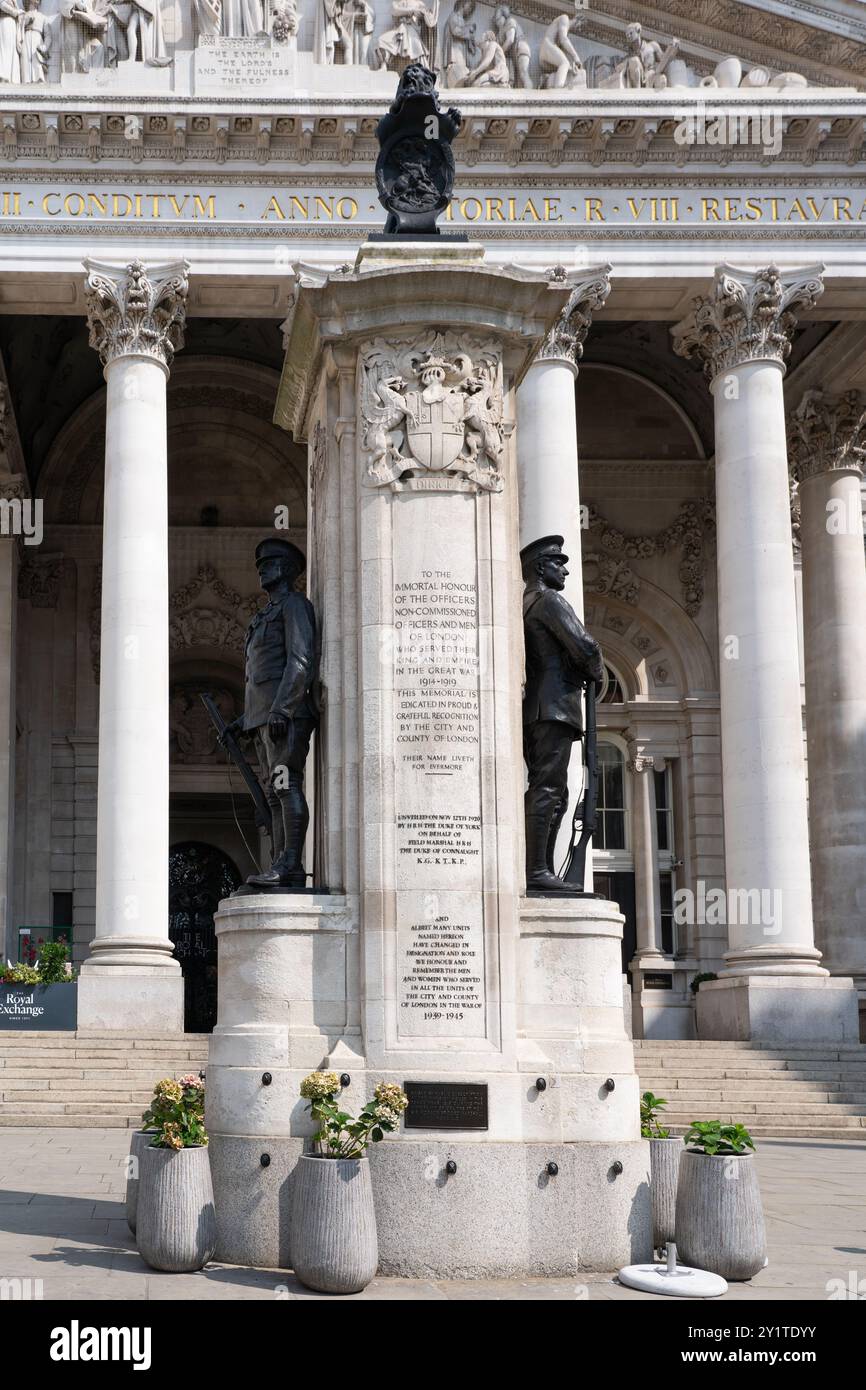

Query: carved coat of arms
[359,333,505,491]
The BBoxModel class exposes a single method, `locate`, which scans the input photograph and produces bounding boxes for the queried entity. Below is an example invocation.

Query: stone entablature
[0,95,864,172]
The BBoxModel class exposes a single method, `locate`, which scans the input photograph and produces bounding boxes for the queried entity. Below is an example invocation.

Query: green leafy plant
[37,941,73,984]
[690,971,717,995]
[141,1074,207,1150]
[0,961,41,985]
[683,1120,755,1156]
[300,1071,409,1159]
[640,1091,671,1139]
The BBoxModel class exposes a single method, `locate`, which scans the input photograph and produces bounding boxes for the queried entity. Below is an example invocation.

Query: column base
[696,975,860,1044]
[77,966,184,1032]
[208,1134,652,1276]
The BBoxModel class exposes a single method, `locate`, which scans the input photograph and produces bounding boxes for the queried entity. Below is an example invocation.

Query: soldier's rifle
[563,677,599,888]
[200,693,272,844]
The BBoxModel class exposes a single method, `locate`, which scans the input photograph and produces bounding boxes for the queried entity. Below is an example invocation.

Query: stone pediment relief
[1,0,861,93]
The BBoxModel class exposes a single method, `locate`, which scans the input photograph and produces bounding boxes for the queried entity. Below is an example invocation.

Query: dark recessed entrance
[168,841,241,1034]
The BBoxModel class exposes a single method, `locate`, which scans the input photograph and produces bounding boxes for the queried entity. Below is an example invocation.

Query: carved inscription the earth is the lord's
[392,492,486,1039]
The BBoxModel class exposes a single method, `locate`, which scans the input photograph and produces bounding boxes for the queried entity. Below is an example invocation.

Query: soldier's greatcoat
[522,581,604,734]
[241,591,318,733]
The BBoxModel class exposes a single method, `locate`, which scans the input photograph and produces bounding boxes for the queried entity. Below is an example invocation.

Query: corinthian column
[516,266,611,881]
[672,264,859,1042]
[78,259,189,1032]
[788,389,866,1021]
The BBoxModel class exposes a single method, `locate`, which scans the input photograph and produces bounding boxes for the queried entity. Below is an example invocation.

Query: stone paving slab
[0,1130,863,1301]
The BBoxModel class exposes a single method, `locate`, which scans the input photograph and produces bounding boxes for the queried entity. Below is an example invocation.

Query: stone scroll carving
[538,265,611,366]
[359,333,504,492]
[672,264,825,380]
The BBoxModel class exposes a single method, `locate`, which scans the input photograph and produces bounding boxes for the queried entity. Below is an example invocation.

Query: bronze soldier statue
[521,535,604,896]
[222,538,319,891]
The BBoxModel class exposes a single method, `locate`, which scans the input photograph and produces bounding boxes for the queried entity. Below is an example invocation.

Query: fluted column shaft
[79,259,188,1031]
[674,264,824,976]
[789,391,866,995]
[516,267,610,880]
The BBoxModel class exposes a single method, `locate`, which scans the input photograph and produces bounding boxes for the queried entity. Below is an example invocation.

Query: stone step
[661,1104,866,1119]
[0,1089,153,1104]
[0,1100,149,1116]
[639,1079,866,1095]
[650,1089,866,1105]
[0,1112,140,1128]
[639,1066,866,1079]
[669,1125,866,1140]
[635,1042,866,1055]
[0,1076,157,1093]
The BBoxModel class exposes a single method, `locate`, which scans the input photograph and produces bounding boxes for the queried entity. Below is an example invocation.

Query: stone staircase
[635,1040,866,1140]
[0,1032,210,1127]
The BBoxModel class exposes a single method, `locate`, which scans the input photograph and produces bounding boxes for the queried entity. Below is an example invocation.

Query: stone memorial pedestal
[205,246,651,1276]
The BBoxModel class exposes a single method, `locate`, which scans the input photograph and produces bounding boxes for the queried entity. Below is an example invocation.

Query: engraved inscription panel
[392,492,487,1040]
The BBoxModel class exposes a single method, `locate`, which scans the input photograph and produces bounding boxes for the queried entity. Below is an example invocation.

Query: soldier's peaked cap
[519,535,568,568]
[255,538,306,571]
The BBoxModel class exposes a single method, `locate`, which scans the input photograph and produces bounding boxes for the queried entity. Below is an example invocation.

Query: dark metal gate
[168,842,241,1034]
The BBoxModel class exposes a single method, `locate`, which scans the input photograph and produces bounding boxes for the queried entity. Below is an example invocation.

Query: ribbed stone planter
[136,1145,217,1273]
[675,1150,767,1280]
[125,1130,153,1235]
[649,1137,682,1250]
[291,1155,378,1294]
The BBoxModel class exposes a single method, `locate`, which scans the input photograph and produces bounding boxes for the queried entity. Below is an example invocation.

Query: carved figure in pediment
[602,22,679,90]
[222,0,264,37]
[465,29,508,86]
[374,0,439,75]
[493,4,531,89]
[60,0,111,74]
[314,0,350,64]
[345,0,373,63]
[193,0,221,39]
[20,0,50,83]
[442,0,476,86]
[539,13,584,90]
[0,0,21,83]
[111,0,167,63]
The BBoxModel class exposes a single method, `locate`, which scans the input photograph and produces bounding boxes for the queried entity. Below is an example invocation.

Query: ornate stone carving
[788,389,866,482]
[585,498,714,617]
[0,475,27,500]
[170,682,238,763]
[359,332,504,491]
[538,266,611,366]
[91,562,260,681]
[627,742,653,774]
[582,551,639,606]
[18,554,64,607]
[83,258,190,370]
[374,63,460,235]
[441,0,477,86]
[672,263,825,380]
[465,28,508,86]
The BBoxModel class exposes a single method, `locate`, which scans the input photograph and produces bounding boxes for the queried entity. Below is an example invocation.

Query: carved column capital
[788,389,866,483]
[626,741,654,775]
[83,259,190,372]
[538,265,612,369]
[671,263,824,381]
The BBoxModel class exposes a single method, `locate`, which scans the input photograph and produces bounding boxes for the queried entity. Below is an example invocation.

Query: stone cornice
[671,263,825,380]
[0,93,863,168]
[788,388,866,481]
[83,259,190,371]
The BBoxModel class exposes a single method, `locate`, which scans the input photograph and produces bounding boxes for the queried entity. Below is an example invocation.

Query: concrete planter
[291,1155,378,1294]
[649,1136,682,1249]
[675,1150,767,1280]
[136,1144,217,1273]
[125,1130,154,1235]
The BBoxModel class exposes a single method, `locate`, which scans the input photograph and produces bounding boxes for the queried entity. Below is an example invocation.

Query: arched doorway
[168,841,241,1033]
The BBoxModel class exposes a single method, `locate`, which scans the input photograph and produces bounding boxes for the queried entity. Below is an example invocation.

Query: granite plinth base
[696,974,860,1043]
[77,968,184,1032]
[208,1134,651,1277]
